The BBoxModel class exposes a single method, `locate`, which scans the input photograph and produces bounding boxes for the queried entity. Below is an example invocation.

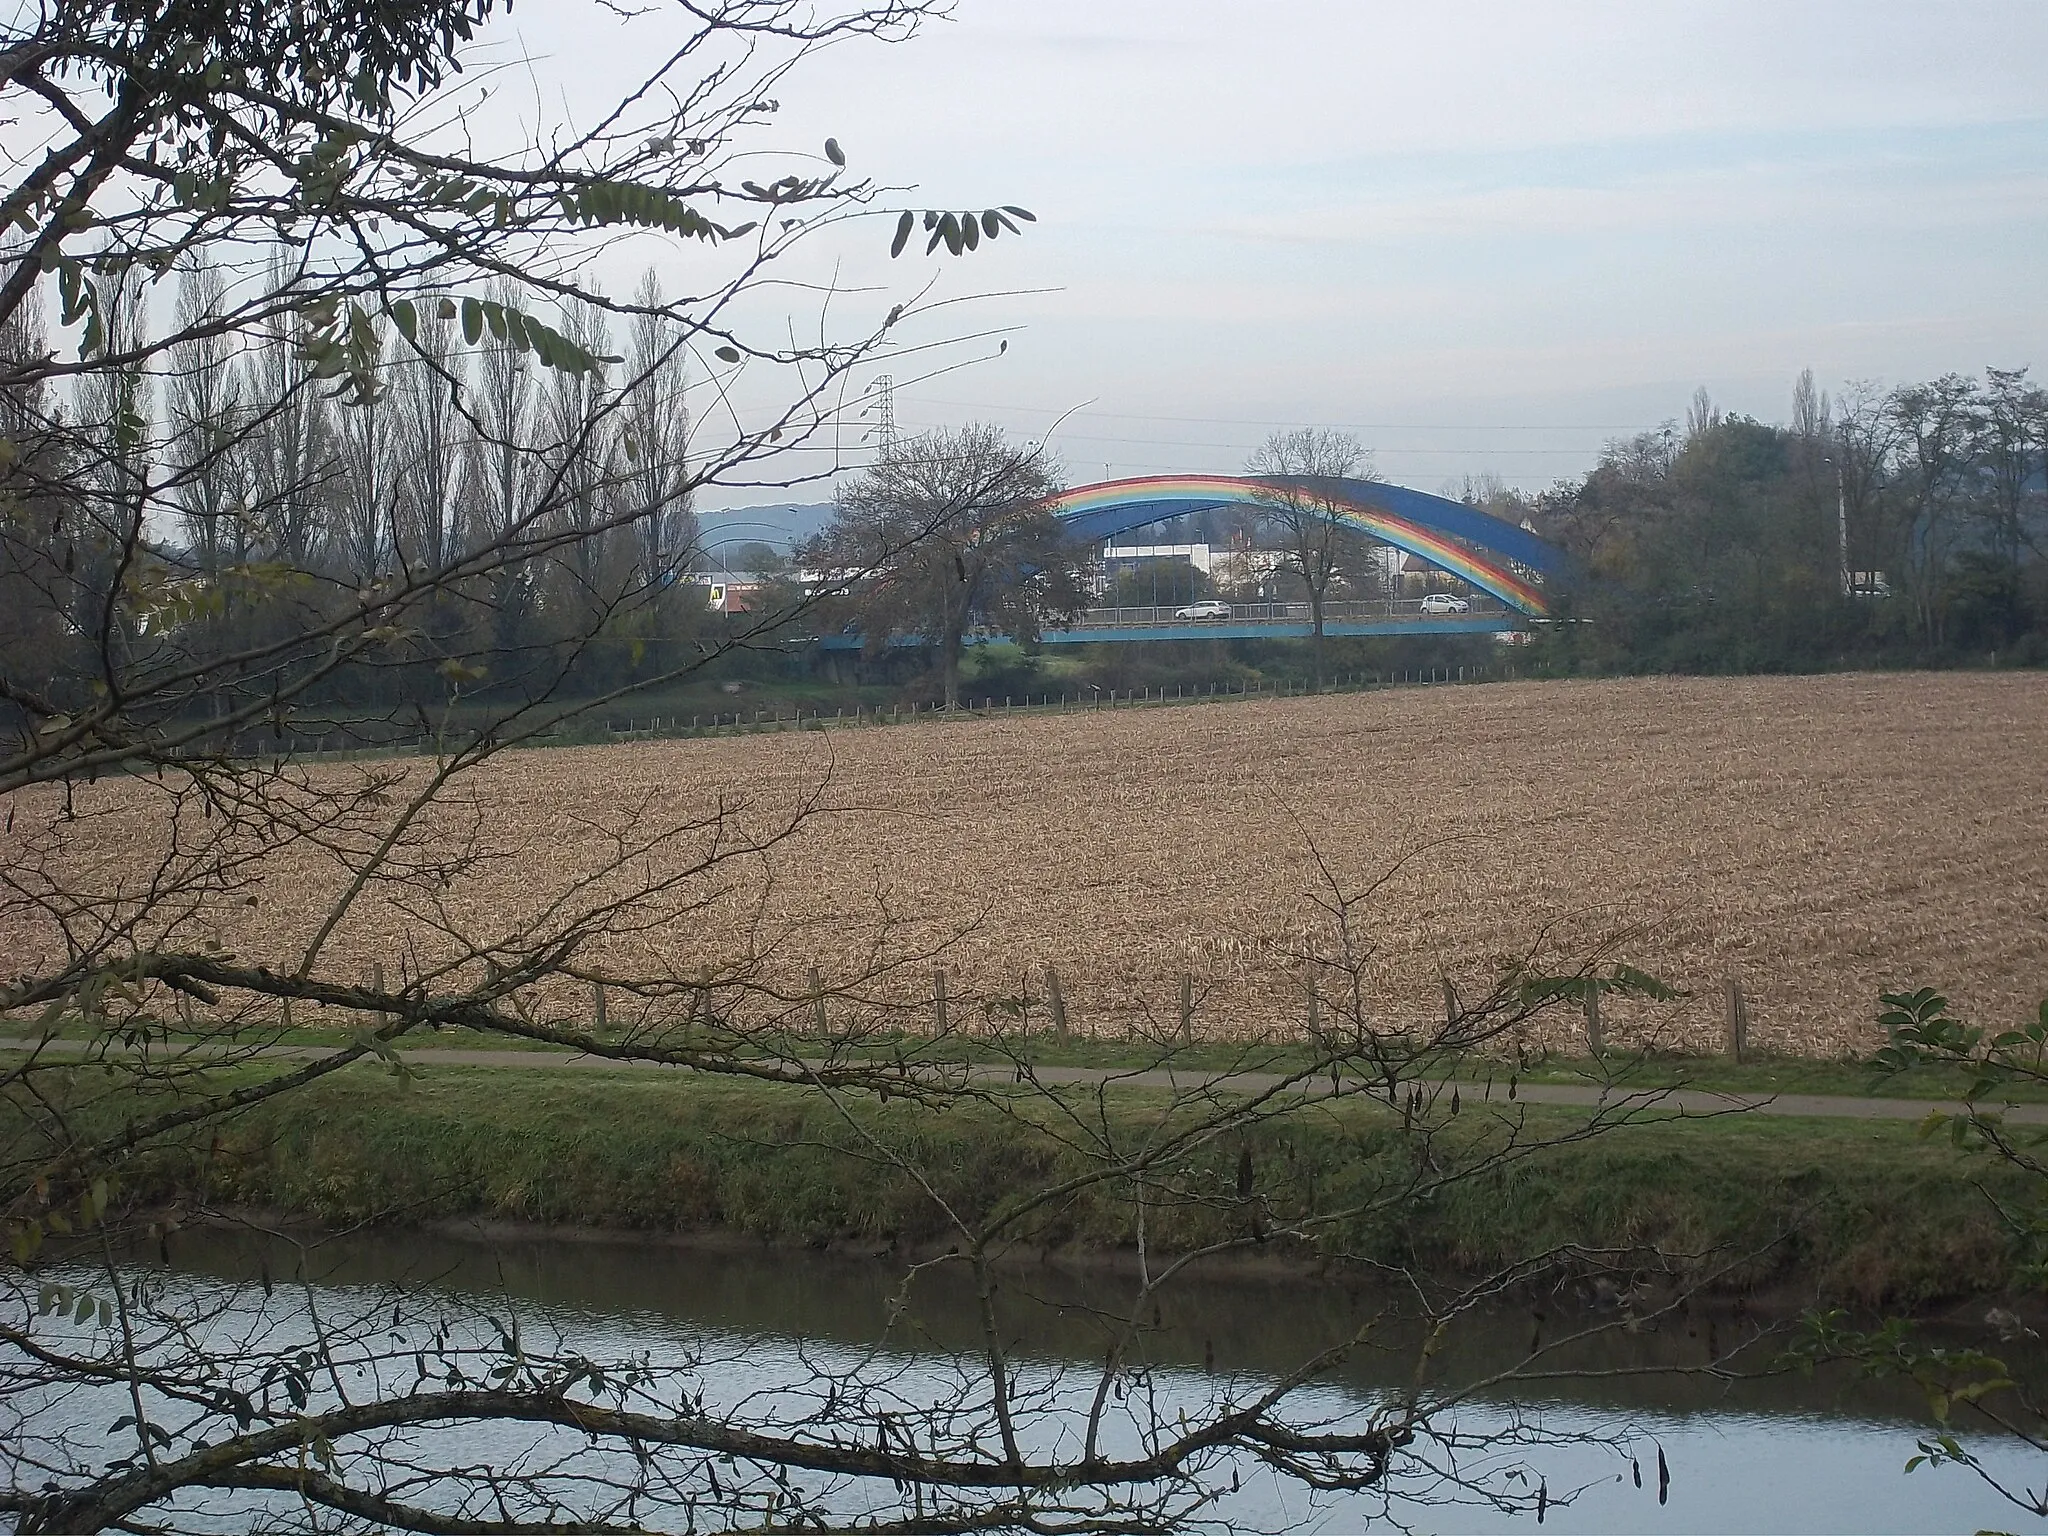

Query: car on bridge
[1419,593,1471,614]
[1172,599,1233,620]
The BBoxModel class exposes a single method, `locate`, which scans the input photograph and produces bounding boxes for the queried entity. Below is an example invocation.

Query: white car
[1418,593,1471,614]
[1173,600,1232,620]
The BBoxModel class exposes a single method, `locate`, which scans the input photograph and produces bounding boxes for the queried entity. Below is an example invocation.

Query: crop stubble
[5,673,2043,1057]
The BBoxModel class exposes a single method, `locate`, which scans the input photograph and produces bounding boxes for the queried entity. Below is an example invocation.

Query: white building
[1091,542,1214,596]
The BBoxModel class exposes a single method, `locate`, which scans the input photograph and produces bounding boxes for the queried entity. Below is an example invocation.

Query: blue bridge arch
[1048,474,1565,616]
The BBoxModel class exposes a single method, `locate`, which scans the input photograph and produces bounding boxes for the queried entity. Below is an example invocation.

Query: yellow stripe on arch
[1046,475,1550,616]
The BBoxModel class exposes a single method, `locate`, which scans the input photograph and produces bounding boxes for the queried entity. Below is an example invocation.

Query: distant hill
[696,502,836,554]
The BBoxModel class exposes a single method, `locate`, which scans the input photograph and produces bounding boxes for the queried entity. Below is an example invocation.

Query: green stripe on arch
[1047,475,1553,616]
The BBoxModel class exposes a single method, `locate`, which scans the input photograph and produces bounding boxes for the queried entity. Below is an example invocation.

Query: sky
[503,1,2048,507]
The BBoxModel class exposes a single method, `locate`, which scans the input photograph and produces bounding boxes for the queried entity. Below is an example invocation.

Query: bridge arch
[1045,475,1564,616]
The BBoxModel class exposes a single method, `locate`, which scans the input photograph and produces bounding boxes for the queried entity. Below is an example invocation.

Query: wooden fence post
[1046,965,1070,1040]
[1306,965,1321,1041]
[933,967,949,1036]
[1725,973,1748,1062]
[1584,980,1604,1056]
[1179,973,1194,1044]
[808,966,828,1037]
[592,980,608,1034]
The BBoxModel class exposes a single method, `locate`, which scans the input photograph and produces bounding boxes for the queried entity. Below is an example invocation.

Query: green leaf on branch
[1605,963,1685,1002]
[348,304,379,357]
[398,294,612,376]
[558,182,722,240]
[900,208,1029,258]
[1505,960,1683,1009]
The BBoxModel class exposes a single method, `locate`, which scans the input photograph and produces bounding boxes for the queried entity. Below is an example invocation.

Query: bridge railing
[1066,595,1508,629]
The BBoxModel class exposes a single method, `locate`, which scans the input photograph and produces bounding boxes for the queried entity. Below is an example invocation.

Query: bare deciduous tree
[805,424,1087,708]
[620,269,699,590]
[1243,427,1380,674]
[390,309,466,583]
[244,256,336,571]
[166,258,252,585]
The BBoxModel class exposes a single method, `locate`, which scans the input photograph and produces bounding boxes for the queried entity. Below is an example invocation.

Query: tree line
[1524,370,2048,672]
[2,257,703,745]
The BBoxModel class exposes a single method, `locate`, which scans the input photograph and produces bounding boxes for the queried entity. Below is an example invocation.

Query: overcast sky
[517,2,2048,505]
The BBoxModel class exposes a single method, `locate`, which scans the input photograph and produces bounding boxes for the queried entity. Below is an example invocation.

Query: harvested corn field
[6,673,2045,1056]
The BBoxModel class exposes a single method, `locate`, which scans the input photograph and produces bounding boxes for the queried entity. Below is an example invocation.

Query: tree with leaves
[1975,368,2048,581]
[1798,983,2048,1522]
[1885,374,1981,649]
[1528,366,2048,672]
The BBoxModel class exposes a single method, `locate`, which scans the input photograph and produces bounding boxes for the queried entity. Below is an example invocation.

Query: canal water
[17,1227,2045,1534]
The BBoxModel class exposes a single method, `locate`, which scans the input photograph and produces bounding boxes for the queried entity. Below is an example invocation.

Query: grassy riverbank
[91,1062,2030,1310]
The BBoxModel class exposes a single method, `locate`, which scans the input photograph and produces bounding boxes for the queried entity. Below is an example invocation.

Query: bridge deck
[1029,615,1516,644]
[815,598,1521,649]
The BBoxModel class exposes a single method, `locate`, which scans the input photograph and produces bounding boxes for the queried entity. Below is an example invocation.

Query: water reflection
[161,1224,2022,1417]
[54,1224,2047,1534]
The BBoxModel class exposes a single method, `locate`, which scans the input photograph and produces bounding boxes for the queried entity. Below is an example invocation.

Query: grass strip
[50,1062,2031,1310]
[9,1023,2029,1102]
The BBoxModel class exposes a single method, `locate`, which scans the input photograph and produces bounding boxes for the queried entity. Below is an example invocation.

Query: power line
[898,424,1612,455]
[900,395,1660,433]
[719,435,1616,457]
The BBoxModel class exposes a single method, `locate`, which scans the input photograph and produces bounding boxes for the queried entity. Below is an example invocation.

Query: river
[10,1226,2042,1534]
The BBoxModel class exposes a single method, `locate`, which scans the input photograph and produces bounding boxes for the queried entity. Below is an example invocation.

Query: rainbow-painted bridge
[815,474,1568,649]
[1049,474,1562,616]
